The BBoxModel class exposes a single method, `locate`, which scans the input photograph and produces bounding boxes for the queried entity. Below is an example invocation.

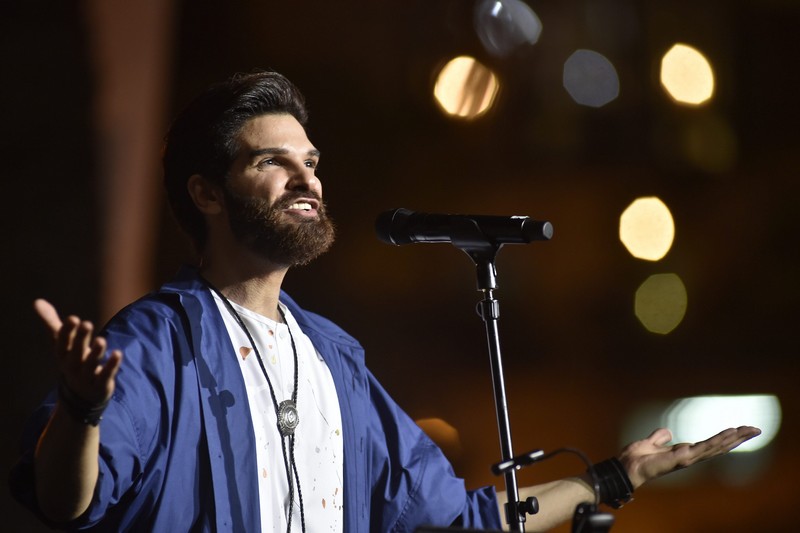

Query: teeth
[288,202,312,211]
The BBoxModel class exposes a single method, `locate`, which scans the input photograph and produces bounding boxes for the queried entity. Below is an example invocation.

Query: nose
[288,165,320,193]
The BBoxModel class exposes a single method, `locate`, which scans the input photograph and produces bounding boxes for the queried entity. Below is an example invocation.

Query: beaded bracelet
[589,457,635,508]
[58,379,110,426]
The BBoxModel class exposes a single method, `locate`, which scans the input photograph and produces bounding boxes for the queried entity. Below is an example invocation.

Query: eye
[304,159,318,169]
[255,158,278,170]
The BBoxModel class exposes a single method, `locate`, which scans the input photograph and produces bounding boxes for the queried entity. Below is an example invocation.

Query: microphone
[375,208,553,246]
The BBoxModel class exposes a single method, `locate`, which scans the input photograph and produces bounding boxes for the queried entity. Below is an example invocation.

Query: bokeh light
[563,49,620,108]
[619,196,675,261]
[660,43,715,106]
[634,273,688,334]
[433,56,500,119]
[416,417,462,460]
[473,0,542,57]
[665,395,781,453]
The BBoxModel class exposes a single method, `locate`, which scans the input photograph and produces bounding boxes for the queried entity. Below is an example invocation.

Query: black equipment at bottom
[572,503,615,533]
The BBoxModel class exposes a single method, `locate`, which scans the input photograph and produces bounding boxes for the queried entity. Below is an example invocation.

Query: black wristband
[57,379,110,426]
[589,457,635,508]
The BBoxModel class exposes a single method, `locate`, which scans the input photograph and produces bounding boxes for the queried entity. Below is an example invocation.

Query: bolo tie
[204,279,306,533]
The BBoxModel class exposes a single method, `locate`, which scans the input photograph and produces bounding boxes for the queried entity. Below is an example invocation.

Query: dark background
[3,1,797,531]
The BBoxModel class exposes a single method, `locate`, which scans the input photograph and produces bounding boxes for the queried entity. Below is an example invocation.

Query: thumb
[33,298,63,336]
[647,428,674,447]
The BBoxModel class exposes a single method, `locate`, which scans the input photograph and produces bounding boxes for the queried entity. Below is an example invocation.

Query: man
[11,71,760,532]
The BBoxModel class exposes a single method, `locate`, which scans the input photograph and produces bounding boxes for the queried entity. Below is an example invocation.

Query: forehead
[234,113,313,152]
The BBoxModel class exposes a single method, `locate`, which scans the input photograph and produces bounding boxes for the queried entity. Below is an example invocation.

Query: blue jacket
[12,267,501,531]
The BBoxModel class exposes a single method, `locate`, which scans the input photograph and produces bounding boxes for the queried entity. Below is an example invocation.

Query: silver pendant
[277,399,299,436]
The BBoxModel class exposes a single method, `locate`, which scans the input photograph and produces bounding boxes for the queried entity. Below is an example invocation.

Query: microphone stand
[453,225,611,533]
[449,219,533,532]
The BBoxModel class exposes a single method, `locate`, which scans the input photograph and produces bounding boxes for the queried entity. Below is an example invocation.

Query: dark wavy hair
[162,71,309,251]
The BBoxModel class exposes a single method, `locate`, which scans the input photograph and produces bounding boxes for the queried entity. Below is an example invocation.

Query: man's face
[222,113,335,266]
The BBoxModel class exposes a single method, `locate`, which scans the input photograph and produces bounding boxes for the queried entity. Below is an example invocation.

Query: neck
[199,242,289,322]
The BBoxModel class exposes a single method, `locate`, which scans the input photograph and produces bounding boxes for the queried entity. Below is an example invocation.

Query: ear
[187,174,224,215]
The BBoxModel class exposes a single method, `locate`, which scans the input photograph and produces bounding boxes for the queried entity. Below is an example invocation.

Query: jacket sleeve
[9,378,147,531]
[9,297,184,531]
[364,370,502,532]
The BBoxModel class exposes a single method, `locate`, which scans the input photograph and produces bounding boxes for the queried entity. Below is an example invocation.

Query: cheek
[253,177,288,202]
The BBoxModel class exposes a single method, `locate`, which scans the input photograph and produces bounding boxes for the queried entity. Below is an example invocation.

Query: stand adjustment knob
[520,496,539,516]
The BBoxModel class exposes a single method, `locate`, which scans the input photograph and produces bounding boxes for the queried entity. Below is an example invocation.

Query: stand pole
[400,214,553,531]
[474,259,524,532]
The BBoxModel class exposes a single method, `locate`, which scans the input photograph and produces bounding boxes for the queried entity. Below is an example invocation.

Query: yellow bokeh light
[433,56,499,119]
[660,43,715,106]
[619,196,675,261]
[416,417,462,460]
[634,273,687,334]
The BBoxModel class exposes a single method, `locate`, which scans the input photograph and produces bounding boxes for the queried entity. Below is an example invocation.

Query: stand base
[572,503,615,533]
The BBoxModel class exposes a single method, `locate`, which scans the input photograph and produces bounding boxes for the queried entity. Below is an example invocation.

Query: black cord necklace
[203,278,306,533]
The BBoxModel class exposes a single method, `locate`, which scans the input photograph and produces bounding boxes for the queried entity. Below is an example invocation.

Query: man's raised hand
[619,426,762,489]
[34,299,122,407]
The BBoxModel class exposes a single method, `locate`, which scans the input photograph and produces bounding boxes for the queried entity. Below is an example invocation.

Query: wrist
[57,379,110,427]
[587,457,635,508]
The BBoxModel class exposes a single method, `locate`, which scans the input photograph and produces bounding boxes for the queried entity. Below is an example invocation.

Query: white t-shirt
[213,294,344,532]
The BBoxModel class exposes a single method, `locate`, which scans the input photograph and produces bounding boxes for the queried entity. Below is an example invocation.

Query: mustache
[273,190,326,212]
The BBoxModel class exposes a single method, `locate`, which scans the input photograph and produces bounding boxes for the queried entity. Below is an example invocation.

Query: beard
[223,187,336,267]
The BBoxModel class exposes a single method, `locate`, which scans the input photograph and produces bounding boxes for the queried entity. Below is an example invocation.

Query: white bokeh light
[473,0,542,57]
[664,395,781,453]
[563,49,620,108]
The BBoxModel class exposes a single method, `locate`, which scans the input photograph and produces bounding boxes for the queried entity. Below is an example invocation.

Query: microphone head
[522,219,554,241]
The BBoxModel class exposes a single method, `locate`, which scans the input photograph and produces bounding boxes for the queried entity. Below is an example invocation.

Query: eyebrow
[248,147,321,159]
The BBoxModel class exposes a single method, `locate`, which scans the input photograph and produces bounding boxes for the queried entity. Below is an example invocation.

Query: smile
[282,198,320,218]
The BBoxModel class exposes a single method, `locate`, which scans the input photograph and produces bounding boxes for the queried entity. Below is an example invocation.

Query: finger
[718,426,761,452]
[737,425,762,438]
[647,428,674,447]
[62,320,94,376]
[82,336,107,379]
[34,299,63,336]
[96,350,123,397]
[696,427,742,451]
[722,437,753,454]
[73,321,95,363]
[676,428,748,464]
[86,336,107,366]
[105,350,123,379]
[56,315,81,363]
